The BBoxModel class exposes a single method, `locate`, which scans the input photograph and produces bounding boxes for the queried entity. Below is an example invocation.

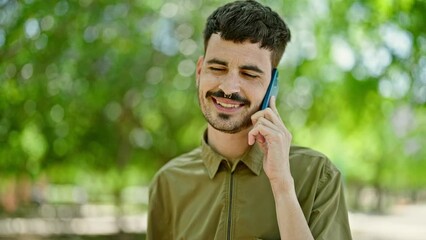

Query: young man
[147,1,352,239]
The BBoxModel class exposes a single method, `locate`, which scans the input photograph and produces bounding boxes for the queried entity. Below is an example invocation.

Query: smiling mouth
[211,97,245,109]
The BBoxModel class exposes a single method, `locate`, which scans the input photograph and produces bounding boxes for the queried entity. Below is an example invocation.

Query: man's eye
[242,72,257,78]
[210,67,224,71]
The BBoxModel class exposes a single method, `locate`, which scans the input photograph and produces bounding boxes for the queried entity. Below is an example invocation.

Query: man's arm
[307,162,353,239]
[146,174,171,240]
[271,179,315,240]
[248,96,314,240]
[248,96,352,239]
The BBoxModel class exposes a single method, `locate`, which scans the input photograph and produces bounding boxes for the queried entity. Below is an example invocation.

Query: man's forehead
[204,34,272,70]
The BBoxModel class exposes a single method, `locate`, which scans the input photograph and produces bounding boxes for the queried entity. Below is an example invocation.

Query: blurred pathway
[1,203,426,239]
[350,204,426,240]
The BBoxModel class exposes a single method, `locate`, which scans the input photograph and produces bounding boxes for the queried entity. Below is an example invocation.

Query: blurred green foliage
[0,0,425,209]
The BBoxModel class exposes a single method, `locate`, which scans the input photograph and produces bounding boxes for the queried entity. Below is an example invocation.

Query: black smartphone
[260,68,279,110]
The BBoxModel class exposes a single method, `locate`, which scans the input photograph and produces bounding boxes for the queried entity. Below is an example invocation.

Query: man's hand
[248,96,294,191]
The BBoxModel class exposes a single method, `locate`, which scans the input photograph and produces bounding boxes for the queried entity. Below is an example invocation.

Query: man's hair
[203,0,291,67]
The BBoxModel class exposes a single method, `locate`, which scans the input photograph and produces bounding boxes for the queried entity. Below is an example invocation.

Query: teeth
[217,101,240,108]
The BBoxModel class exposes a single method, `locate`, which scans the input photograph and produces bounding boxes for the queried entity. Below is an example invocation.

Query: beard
[198,89,258,134]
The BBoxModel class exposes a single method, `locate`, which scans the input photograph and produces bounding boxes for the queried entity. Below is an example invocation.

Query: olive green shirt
[147,136,352,240]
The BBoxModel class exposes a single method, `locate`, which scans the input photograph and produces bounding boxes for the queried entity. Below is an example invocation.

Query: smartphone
[260,68,279,110]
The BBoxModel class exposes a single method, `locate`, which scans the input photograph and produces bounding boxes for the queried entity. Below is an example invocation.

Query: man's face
[196,34,273,134]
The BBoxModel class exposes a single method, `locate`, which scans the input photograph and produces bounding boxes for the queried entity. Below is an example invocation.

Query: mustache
[206,90,250,105]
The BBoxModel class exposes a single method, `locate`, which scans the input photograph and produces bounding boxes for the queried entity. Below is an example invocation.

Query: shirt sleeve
[146,173,172,240]
[308,159,353,240]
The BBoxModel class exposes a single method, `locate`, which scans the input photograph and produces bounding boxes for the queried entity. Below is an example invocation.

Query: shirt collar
[200,131,264,179]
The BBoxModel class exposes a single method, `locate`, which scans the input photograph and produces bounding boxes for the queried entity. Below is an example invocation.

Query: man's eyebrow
[207,58,228,66]
[240,65,264,74]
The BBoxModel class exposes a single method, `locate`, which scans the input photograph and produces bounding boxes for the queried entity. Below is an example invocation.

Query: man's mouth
[211,97,244,109]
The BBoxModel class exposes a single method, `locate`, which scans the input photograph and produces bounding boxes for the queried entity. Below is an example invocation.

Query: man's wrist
[269,175,296,196]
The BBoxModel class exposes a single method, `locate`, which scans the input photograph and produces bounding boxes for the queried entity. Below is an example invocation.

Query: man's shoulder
[290,145,328,160]
[289,145,340,175]
[154,147,204,178]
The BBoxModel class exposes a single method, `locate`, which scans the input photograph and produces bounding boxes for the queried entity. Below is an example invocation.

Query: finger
[248,126,272,146]
[269,96,283,121]
[248,131,256,145]
[253,116,293,142]
[256,116,280,132]
[248,126,264,146]
[251,108,282,128]
[256,134,266,144]
[270,96,277,112]
[248,117,280,145]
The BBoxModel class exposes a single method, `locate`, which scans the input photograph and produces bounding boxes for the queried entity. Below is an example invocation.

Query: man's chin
[202,105,256,134]
[218,113,231,120]
[209,120,252,134]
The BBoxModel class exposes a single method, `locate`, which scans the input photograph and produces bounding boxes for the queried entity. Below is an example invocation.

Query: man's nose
[219,72,241,95]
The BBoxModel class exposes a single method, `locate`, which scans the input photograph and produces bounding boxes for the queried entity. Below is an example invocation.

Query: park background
[0,0,425,239]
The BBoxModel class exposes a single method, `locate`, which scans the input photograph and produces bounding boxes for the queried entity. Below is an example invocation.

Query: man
[147,0,352,239]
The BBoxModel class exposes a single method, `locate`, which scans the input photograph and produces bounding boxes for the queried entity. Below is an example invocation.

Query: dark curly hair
[203,0,291,67]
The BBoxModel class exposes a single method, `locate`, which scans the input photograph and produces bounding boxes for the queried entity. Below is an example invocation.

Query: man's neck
[206,125,251,162]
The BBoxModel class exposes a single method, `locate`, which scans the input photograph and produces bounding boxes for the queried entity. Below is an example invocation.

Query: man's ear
[196,56,204,87]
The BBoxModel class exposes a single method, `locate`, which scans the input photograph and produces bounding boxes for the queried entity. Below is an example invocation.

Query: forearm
[271,179,314,240]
